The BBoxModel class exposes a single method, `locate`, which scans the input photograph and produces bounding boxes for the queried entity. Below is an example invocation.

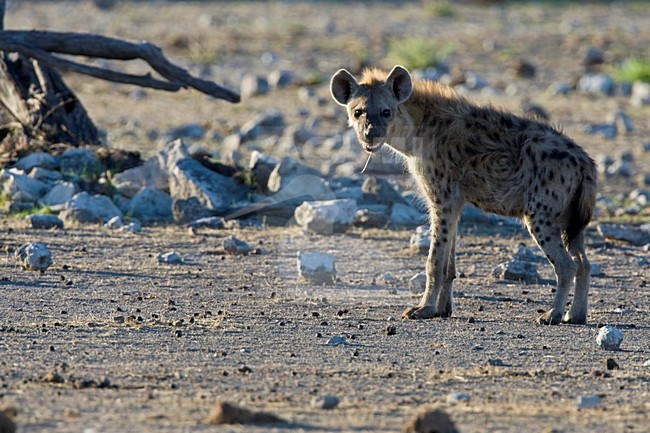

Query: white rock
[39,181,77,210]
[409,272,427,294]
[0,169,48,202]
[15,242,53,271]
[112,157,168,198]
[157,251,183,264]
[577,73,614,96]
[294,199,356,234]
[125,186,172,223]
[325,335,347,346]
[310,395,339,410]
[240,74,269,99]
[577,395,601,409]
[66,192,123,223]
[446,392,471,403]
[223,235,252,255]
[297,251,336,284]
[492,260,539,282]
[105,216,124,229]
[596,326,624,351]
[410,225,431,253]
[630,81,650,107]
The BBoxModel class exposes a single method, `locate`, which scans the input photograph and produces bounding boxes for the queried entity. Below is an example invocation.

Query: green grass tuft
[386,37,451,71]
[611,57,650,83]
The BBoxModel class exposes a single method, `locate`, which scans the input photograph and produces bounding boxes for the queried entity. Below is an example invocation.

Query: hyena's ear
[330,69,358,106]
[386,65,413,104]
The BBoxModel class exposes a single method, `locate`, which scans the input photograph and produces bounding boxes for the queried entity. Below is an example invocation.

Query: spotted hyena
[330,65,597,325]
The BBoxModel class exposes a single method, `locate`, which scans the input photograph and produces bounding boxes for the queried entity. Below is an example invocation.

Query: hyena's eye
[353,109,363,118]
[381,109,391,118]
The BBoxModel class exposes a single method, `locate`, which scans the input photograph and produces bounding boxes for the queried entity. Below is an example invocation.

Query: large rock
[168,158,246,214]
[597,223,650,246]
[0,169,48,203]
[249,151,278,194]
[360,176,407,206]
[25,214,64,230]
[60,148,99,174]
[239,110,285,142]
[267,157,323,194]
[39,181,77,210]
[29,167,62,183]
[125,186,173,223]
[492,260,539,282]
[172,197,214,223]
[65,192,123,224]
[389,203,426,227]
[15,242,53,271]
[14,152,60,171]
[294,199,356,234]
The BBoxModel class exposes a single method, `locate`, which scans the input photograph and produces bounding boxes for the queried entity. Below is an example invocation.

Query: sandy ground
[2,1,650,432]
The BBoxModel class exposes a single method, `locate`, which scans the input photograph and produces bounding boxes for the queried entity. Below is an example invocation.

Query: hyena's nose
[365,127,379,140]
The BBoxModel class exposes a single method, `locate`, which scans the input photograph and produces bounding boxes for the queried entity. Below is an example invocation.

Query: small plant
[304,72,326,86]
[425,1,456,18]
[611,57,650,83]
[386,37,451,71]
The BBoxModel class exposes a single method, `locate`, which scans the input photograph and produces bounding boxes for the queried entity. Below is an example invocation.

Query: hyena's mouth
[364,138,385,153]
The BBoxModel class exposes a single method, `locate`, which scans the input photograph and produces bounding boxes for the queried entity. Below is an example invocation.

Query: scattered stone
[583,47,605,69]
[577,73,614,96]
[596,325,624,351]
[607,110,634,135]
[295,199,356,234]
[59,207,101,225]
[325,335,347,346]
[548,81,572,96]
[389,203,426,227]
[157,251,183,264]
[268,69,294,89]
[310,395,340,410]
[605,158,631,177]
[590,263,605,277]
[59,148,99,174]
[513,244,545,263]
[577,395,601,410]
[204,401,283,425]
[410,225,431,253]
[168,157,246,214]
[125,186,173,223]
[104,215,124,229]
[360,176,407,206]
[446,392,471,403]
[597,223,650,246]
[514,58,536,79]
[249,151,278,193]
[583,123,616,140]
[409,272,427,295]
[402,407,459,433]
[112,156,168,198]
[267,156,330,196]
[354,207,389,228]
[25,214,63,230]
[630,82,650,107]
[171,197,212,224]
[120,219,142,233]
[240,74,269,98]
[39,181,77,210]
[66,192,123,224]
[297,251,336,284]
[522,102,549,120]
[492,260,539,282]
[386,325,397,336]
[223,235,252,255]
[15,242,53,271]
[0,169,48,202]
[605,358,620,370]
[14,152,59,171]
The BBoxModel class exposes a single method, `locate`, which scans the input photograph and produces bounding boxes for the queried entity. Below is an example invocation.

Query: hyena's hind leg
[564,231,590,324]
[524,216,578,325]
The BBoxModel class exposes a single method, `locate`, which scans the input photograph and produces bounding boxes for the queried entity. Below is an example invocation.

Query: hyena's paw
[535,309,563,325]
[562,312,587,325]
[402,305,440,320]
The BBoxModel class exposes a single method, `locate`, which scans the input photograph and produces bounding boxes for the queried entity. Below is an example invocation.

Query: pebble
[596,326,624,351]
[240,74,269,99]
[492,260,539,282]
[410,225,431,253]
[223,235,252,255]
[325,336,347,346]
[605,358,620,370]
[310,395,340,410]
[15,242,53,271]
[445,392,471,403]
[156,252,183,264]
[577,395,601,409]
[630,82,650,107]
[577,73,614,96]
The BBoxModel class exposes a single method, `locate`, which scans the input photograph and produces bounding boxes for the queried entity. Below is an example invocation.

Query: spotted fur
[331,65,598,325]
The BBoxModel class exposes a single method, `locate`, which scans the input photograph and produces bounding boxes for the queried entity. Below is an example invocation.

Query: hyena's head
[330,65,412,153]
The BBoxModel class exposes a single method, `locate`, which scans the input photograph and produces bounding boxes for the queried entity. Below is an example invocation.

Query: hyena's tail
[564,158,598,247]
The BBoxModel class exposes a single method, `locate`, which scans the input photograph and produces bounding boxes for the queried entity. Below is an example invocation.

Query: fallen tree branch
[0,30,240,102]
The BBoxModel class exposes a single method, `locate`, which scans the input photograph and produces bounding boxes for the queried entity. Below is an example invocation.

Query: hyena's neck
[385,81,468,158]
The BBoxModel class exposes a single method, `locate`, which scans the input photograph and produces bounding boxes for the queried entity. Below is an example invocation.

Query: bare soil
[2,1,650,432]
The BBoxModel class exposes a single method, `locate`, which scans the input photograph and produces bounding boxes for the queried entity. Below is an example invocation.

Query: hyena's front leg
[403,202,461,320]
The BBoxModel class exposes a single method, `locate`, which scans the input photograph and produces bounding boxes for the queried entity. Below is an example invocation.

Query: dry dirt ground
[2,1,650,432]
